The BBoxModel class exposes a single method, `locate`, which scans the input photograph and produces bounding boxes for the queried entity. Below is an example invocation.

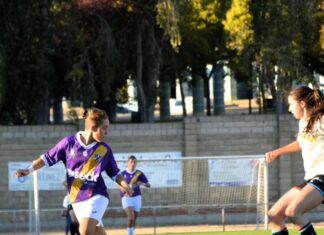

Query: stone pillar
[192,75,204,116]
[159,81,171,120]
[213,68,225,115]
[53,97,63,124]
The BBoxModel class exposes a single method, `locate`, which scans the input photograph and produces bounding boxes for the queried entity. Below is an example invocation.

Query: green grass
[160,228,324,235]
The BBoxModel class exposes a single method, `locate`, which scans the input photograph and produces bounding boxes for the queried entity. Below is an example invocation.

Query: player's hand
[120,187,127,193]
[125,187,134,197]
[15,169,30,177]
[265,151,279,164]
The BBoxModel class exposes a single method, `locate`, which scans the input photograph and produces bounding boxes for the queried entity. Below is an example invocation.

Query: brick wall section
[106,122,184,153]
[1,114,316,224]
[277,116,299,196]
[197,115,277,155]
[0,125,77,211]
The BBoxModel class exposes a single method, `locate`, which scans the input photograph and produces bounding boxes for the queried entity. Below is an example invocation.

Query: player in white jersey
[265,86,324,235]
[15,108,133,235]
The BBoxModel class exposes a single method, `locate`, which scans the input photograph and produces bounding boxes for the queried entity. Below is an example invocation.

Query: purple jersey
[119,169,148,198]
[42,132,120,203]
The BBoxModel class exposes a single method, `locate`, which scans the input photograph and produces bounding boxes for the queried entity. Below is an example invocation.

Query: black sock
[70,223,80,235]
[299,222,317,235]
[272,228,289,235]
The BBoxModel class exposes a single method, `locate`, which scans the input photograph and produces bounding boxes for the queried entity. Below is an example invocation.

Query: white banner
[8,162,66,191]
[9,151,183,191]
[208,158,260,187]
[104,151,183,188]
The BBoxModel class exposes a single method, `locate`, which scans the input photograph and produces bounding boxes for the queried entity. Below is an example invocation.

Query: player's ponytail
[312,88,324,110]
[308,89,324,132]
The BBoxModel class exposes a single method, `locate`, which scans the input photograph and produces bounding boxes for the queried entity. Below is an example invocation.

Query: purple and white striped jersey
[119,169,148,198]
[41,131,120,203]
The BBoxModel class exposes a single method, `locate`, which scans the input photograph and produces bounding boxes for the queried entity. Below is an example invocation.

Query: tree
[223,0,324,114]
[74,0,182,123]
[50,0,131,122]
[177,0,228,116]
[223,0,254,112]
[0,1,54,124]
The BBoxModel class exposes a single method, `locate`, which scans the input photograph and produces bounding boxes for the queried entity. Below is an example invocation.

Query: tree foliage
[222,0,324,112]
[0,0,324,124]
[0,1,55,124]
[223,0,253,52]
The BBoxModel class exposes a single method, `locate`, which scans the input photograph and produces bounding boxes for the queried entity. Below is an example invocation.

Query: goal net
[20,154,268,233]
[107,155,268,230]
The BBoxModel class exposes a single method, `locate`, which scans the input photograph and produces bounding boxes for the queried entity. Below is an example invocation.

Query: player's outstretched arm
[137,181,151,188]
[15,157,45,177]
[265,140,301,164]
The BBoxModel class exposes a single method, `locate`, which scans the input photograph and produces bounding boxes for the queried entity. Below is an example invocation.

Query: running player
[265,86,324,235]
[15,107,132,235]
[118,155,150,235]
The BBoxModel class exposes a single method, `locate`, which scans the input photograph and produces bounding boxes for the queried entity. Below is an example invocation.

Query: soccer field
[161,228,324,235]
[2,227,324,235]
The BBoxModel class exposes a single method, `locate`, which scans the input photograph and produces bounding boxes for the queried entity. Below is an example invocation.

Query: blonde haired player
[266,86,324,235]
[118,155,150,235]
[15,107,132,235]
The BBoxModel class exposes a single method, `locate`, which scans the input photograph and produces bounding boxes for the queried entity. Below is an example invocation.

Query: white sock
[127,227,133,235]
[132,227,135,235]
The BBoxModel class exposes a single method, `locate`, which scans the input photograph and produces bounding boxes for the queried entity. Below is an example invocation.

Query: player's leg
[70,222,79,235]
[65,211,71,235]
[122,196,136,235]
[285,178,324,235]
[93,220,107,235]
[124,207,135,235]
[69,207,80,235]
[95,226,107,235]
[132,195,142,235]
[72,195,109,235]
[133,212,139,234]
[268,186,302,234]
[78,218,107,235]
[77,217,107,235]
[78,218,98,235]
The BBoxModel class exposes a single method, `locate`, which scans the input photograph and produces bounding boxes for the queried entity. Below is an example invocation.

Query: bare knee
[285,204,300,221]
[268,207,284,222]
[79,222,96,235]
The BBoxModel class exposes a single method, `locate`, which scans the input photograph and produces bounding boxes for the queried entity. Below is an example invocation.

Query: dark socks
[299,222,316,235]
[272,228,289,235]
[271,222,317,235]
[70,222,80,235]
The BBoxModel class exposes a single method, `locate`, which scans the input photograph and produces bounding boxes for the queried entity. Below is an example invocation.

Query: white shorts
[72,194,108,227]
[122,195,142,212]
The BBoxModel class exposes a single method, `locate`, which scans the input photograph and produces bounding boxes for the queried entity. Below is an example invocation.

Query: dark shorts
[295,175,324,203]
